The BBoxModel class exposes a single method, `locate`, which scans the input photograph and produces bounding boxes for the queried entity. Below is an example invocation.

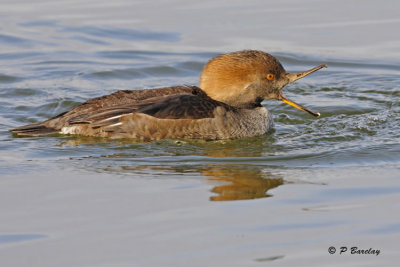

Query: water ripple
[60,26,181,42]
[0,74,20,83]
[0,234,47,244]
[0,33,33,47]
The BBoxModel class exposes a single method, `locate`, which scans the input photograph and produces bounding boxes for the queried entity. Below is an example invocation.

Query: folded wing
[10,86,234,137]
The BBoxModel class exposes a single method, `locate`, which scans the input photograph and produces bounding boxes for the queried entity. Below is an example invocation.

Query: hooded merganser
[10,50,327,140]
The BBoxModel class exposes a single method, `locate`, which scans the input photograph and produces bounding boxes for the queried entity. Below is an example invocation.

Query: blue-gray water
[0,0,399,266]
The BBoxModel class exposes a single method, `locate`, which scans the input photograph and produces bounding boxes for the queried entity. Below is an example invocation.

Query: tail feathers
[10,123,59,136]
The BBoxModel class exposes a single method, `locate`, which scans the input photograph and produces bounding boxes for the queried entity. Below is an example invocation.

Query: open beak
[286,64,327,83]
[282,64,327,118]
[281,95,320,118]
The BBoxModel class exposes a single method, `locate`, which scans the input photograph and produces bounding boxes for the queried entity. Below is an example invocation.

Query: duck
[10,50,327,141]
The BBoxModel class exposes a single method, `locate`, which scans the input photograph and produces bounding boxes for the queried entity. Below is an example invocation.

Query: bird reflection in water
[201,165,283,201]
[90,161,284,202]
[59,138,284,201]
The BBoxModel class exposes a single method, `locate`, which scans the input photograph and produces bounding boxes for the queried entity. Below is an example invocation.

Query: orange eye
[267,73,274,80]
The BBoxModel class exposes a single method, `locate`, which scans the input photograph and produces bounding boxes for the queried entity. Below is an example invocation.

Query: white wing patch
[101,115,123,121]
[60,126,78,134]
[108,122,122,127]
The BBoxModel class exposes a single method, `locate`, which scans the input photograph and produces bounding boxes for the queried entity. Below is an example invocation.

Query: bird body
[10,50,326,140]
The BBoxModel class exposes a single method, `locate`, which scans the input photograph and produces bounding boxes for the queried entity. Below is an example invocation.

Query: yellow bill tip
[281,96,320,118]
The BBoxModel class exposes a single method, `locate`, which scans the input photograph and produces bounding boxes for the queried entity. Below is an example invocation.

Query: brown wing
[10,85,208,136]
[79,85,206,110]
[65,86,218,122]
[67,92,235,129]
[137,94,229,119]
[56,85,204,121]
